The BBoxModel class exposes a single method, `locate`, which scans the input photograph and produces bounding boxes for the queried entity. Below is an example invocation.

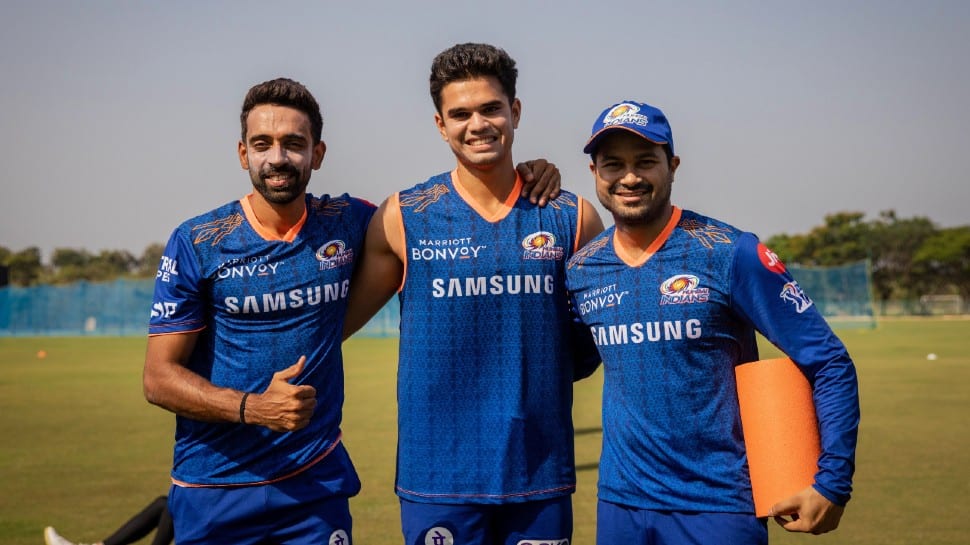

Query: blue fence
[0,279,401,337]
[0,260,875,336]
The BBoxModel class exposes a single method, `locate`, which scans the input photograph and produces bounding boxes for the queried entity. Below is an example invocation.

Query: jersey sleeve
[350,196,378,227]
[568,297,601,381]
[729,232,860,506]
[147,227,207,335]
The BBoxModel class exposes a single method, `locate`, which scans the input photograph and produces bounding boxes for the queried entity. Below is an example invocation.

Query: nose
[468,111,490,131]
[618,170,641,185]
[267,143,288,164]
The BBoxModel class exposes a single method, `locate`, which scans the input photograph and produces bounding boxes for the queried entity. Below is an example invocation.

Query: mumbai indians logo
[329,529,349,545]
[522,231,564,260]
[425,527,454,545]
[780,281,813,313]
[659,274,710,305]
[316,240,354,270]
[602,103,649,127]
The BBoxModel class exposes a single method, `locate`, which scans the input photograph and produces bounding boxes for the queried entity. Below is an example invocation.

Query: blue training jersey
[394,171,590,504]
[565,207,859,513]
[148,193,374,487]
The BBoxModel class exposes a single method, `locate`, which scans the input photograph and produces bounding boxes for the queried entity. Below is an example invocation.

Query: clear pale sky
[2,0,967,259]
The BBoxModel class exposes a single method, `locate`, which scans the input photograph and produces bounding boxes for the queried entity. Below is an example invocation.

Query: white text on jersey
[591,319,702,346]
[431,275,555,298]
[224,280,350,313]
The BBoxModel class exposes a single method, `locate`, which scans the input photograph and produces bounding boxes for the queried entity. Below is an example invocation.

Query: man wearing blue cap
[565,101,860,543]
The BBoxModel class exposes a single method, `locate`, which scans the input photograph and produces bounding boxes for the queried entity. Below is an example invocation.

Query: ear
[238,140,249,170]
[511,98,521,129]
[312,140,327,170]
[669,155,681,175]
[589,160,596,175]
[434,112,448,141]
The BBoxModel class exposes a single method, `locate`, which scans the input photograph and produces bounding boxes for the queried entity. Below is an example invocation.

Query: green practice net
[788,259,877,329]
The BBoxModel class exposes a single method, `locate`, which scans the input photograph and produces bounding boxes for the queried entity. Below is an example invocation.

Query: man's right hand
[248,356,317,432]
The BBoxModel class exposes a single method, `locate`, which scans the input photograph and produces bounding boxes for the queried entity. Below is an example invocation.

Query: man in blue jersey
[143,77,373,545]
[343,43,604,545]
[565,100,860,544]
[143,77,562,545]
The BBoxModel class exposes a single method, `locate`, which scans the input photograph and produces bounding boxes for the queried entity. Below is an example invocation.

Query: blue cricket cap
[583,100,674,156]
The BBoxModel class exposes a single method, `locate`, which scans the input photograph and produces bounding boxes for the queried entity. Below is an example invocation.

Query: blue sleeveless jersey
[565,207,858,513]
[395,171,585,504]
[148,193,374,487]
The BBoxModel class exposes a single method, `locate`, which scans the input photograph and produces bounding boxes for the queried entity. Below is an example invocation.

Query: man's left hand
[769,485,845,534]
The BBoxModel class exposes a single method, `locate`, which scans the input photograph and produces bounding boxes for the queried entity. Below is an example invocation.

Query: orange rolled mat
[735,357,820,517]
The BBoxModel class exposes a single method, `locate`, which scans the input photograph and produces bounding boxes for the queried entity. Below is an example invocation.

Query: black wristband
[239,392,251,425]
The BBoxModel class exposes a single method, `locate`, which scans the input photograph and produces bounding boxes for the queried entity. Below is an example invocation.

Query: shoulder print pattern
[568,235,610,270]
[400,183,450,213]
[680,217,734,249]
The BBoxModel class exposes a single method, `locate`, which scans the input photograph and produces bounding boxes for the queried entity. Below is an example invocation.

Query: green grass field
[1,318,968,544]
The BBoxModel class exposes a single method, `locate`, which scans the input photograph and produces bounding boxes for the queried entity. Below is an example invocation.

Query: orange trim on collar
[240,194,307,242]
[613,206,682,267]
[449,170,522,223]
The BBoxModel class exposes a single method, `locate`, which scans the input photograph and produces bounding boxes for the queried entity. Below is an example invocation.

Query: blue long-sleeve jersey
[565,207,859,513]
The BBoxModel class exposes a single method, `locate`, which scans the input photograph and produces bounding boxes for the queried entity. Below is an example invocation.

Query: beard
[249,164,310,205]
[597,175,673,226]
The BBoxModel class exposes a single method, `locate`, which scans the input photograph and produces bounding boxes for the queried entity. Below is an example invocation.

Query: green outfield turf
[1,318,967,544]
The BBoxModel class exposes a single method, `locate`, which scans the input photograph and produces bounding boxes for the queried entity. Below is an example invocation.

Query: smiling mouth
[466,135,498,146]
[614,185,652,198]
[263,174,295,189]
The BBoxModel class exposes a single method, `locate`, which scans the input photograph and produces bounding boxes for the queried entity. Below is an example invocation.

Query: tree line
[0,244,164,286]
[2,210,967,307]
[764,210,968,307]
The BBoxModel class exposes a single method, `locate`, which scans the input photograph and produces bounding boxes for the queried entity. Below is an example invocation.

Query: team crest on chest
[316,240,354,270]
[659,274,710,305]
[522,231,564,260]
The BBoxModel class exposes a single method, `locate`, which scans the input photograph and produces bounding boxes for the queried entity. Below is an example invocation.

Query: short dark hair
[429,43,518,113]
[240,78,323,144]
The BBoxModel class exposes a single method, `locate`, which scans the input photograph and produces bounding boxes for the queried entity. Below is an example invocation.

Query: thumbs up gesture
[244,356,317,432]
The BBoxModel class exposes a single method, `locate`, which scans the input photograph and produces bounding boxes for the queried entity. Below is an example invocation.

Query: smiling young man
[343,43,604,545]
[565,101,860,544]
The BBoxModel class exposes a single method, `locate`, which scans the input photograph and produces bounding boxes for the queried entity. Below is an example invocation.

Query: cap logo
[603,103,649,127]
